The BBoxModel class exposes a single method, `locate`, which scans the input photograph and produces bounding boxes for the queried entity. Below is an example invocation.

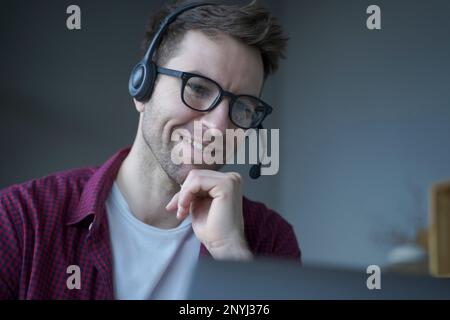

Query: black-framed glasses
[157,66,273,129]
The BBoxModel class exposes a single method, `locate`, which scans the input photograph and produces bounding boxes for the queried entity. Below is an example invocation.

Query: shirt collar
[66,147,131,226]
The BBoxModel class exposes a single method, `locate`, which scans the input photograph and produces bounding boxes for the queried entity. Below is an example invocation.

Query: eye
[188,83,210,96]
[186,81,213,98]
[238,103,249,111]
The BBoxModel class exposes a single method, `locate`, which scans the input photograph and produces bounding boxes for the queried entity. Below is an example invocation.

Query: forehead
[164,30,264,95]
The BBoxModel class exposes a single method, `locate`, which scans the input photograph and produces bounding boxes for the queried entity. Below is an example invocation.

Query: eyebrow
[185,69,206,76]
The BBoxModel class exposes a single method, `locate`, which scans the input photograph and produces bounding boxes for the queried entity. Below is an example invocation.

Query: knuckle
[187,169,199,179]
[185,170,199,185]
[227,172,242,184]
[191,174,202,186]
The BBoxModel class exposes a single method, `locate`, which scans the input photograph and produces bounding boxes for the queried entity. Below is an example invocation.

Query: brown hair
[141,0,288,79]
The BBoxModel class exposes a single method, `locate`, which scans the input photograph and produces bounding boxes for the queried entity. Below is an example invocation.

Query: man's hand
[165,170,253,261]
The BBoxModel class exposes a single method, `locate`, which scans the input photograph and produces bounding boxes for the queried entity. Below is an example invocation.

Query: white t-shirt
[105,182,200,300]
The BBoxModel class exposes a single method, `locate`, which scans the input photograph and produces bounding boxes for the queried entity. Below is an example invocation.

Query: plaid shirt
[0,147,301,299]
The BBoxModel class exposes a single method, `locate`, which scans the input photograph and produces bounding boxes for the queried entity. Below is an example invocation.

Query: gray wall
[276,0,450,267]
[1,0,450,268]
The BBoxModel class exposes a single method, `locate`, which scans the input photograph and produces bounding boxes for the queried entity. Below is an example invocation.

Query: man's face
[137,30,264,184]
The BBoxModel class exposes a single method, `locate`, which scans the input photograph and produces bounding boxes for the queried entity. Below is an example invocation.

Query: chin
[166,162,224,185]
[153,140,225,184]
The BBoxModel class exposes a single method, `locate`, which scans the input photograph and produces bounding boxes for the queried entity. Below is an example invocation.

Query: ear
[133,98,146,113]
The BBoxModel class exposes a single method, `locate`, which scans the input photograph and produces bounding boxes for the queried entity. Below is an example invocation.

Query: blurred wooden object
[385,259,429,276]
[429,181,450,277]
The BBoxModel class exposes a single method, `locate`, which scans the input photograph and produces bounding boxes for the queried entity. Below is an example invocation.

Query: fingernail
[177,206,185,219]
[166,198,176,211]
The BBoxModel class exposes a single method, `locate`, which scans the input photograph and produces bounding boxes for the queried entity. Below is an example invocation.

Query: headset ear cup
[129,60,157,102]
[129,61,145,99]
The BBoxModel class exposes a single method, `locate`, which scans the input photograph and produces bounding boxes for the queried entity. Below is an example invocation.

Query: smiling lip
[181,136,206,152]
[180,136,226,154]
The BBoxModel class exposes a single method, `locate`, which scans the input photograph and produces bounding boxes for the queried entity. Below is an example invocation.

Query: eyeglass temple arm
[157,66,184,79]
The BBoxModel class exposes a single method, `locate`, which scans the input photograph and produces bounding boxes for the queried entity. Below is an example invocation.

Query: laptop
[186,258,450,299]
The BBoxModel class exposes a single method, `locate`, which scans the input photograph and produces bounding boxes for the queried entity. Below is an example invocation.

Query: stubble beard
[141,111,224,185]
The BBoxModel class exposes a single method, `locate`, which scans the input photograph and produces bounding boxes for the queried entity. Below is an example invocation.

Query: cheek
[151,84,180,116]
[148,86,200,141]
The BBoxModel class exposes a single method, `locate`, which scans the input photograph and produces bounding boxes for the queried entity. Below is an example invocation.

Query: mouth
[182,136,205,152]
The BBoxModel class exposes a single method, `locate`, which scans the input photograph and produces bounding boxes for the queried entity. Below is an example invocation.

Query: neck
[116,134,181,229]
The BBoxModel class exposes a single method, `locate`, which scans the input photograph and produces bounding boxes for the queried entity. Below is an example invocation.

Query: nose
[200,98,231,132]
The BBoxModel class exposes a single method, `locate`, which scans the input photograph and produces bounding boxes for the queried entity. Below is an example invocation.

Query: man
[0,0,300,299]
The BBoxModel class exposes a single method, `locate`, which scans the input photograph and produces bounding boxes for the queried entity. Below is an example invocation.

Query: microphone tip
[249,164,261,180]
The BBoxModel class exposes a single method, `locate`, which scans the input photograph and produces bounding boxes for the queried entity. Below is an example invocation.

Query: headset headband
[144,2,214,62]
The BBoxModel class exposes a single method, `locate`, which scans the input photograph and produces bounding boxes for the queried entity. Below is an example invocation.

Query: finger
[177,180,202,220]
[177,171,233,220]
[165,192,179,212]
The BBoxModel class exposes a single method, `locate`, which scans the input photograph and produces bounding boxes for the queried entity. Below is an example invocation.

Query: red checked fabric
[0,147,301,299]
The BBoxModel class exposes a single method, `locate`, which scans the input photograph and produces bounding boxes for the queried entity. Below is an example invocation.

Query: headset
[129,2,213,102]
[128,1,264,179]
